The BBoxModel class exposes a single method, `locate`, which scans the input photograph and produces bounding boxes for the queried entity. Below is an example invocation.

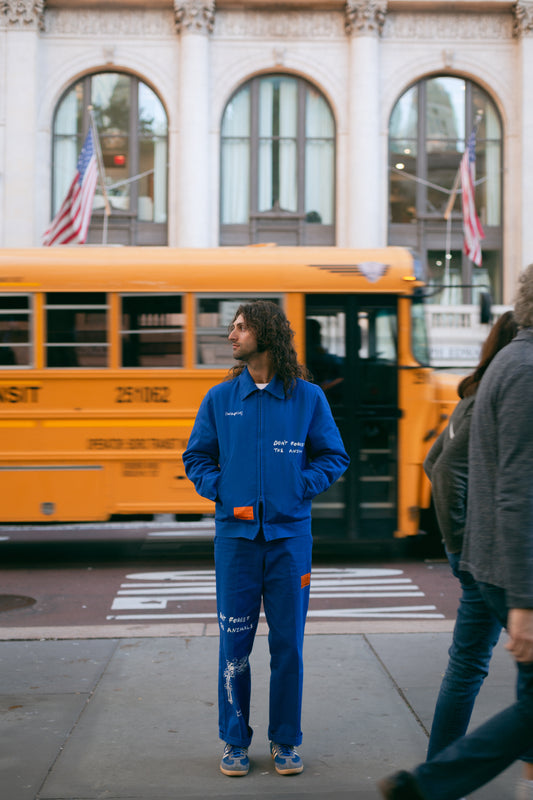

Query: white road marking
[107,567,444,622]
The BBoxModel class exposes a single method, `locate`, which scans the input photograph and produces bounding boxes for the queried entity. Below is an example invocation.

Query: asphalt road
[0,521,460,633]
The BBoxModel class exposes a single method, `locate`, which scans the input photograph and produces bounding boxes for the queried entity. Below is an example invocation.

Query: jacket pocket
[216,466,256,524]
[215,467,232,520]
[264,463,308,523]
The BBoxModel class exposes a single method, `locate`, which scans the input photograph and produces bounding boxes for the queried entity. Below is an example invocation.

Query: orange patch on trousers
[301,572,311,588]
[234,506,254,520]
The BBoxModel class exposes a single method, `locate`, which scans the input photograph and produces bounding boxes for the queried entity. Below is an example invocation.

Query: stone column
[2,0,45,245]
[513,1,533,291]
[344,0,387,248]
[174,0,215,247]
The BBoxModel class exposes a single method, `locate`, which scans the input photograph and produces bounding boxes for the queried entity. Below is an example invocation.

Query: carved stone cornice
[216,9,344,38]
[45,9,175,36]
[513,1,533,37]
[3,0,46,30]
[345,0,387,36]
[383,11,511,40]
[174,0,215,34]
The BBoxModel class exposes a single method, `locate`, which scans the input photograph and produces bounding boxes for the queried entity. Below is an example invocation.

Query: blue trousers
[426,551,502,759]
[414,582,533,800]
[214,532,312,748]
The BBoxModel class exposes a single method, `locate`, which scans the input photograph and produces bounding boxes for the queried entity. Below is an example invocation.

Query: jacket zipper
[258,389,264,527]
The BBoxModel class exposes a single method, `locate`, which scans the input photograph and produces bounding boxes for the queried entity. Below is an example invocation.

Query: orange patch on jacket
[234,506,254,520]
[301,573,311,588]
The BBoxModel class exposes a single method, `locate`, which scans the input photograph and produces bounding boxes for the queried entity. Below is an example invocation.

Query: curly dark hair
[514,263,533,328]
[226,300,310,394]
[458,310,518,398]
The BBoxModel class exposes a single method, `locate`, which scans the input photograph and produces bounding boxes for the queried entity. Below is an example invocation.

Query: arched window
[52,72,168,245]
[220,74,335,245]
[388,76,502,303]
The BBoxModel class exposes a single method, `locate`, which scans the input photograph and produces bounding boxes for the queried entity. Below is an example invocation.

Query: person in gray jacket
[378,264,533,800]
[423,311,518,763]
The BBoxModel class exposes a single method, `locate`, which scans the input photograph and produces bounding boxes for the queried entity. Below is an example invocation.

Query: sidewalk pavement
[0,622,520,800]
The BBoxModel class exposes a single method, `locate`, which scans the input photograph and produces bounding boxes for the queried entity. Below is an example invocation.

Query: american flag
[460,130,485,266]
[43,128,98,246]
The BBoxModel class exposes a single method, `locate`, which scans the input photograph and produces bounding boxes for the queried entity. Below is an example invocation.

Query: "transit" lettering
[0,385,41,403]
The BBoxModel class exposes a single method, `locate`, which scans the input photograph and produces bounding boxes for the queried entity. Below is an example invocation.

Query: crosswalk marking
[107,567,444,622]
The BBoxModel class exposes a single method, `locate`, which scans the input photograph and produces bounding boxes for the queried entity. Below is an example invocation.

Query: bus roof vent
[310,262,389,283]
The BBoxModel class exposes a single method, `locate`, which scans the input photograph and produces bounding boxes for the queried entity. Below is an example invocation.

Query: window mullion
[249,79,260,241]
[130,77,140,219]
[298,82,305,216]
[418,80,427,217]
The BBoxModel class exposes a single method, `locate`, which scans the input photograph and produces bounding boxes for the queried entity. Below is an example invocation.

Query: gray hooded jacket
[461,328,533,609]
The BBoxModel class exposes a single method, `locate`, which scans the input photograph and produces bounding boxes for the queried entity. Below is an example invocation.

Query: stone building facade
[1,0,532,306]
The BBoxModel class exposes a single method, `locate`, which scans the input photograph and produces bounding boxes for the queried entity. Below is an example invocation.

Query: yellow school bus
[0,246,458,544]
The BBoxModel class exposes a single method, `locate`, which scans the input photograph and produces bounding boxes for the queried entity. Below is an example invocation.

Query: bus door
[306,295,399,541]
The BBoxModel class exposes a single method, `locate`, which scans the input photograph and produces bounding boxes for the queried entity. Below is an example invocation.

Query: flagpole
[442,168,460,283]
[443,168,461,222]
[88,106,111,244]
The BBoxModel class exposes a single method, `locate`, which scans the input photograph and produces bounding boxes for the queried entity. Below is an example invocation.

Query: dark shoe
[378,771,426,799]
[220,743,249,776]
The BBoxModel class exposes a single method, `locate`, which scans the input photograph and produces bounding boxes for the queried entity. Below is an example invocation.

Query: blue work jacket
[182,368,349,540]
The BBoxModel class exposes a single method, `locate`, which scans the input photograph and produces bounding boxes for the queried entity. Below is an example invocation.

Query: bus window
[46,293,108,368]
[306,313,345,403]
[196,295,281,367]
[0,294,31,367]
[411,292,431,366]
[121,294,184,368]
[358,306,398,406]
[358,308,397,361]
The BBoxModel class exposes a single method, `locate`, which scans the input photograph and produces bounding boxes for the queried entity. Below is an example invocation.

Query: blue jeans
[413,582,533,800]
[426,551,502,759]
[214,532,312,748]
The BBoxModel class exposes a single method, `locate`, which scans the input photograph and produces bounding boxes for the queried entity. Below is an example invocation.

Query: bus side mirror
[480,291,492,324]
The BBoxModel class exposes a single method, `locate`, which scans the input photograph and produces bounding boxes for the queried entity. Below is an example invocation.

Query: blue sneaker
[270,742,303,775]
[220,743,249,776]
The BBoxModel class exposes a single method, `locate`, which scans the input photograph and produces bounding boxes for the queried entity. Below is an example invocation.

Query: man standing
[183,300,349,778]
[378,265,533,800]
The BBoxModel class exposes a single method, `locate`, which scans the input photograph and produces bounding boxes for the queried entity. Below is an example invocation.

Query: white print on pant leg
[219,611,254,634]
[224,656,249,715]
